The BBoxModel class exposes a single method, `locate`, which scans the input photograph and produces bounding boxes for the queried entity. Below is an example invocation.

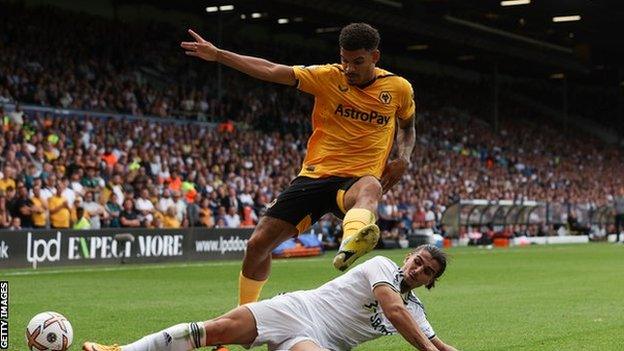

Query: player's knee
[245,233,271,257]
[244,217,297,264]
[368,178,383,197]
[359,176,382,200]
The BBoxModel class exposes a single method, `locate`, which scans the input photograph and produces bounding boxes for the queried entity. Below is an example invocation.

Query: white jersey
[247,256,435,351]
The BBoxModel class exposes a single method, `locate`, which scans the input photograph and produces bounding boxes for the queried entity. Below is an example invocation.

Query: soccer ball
[26,311,73,351]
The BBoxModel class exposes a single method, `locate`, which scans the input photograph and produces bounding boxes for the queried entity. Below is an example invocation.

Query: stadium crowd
[1,2,623,242]
[1,105,622,237]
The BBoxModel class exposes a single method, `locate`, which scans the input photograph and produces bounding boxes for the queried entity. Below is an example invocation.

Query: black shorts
[265,176,359,234]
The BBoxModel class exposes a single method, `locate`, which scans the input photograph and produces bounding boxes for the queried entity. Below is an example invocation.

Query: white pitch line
[0,256,329,277]
[0,245,574,277]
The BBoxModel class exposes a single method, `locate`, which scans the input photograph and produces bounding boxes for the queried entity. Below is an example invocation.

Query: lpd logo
[26,232,62,263]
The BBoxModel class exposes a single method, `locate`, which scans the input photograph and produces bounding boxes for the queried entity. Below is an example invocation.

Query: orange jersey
[293,64,415,179]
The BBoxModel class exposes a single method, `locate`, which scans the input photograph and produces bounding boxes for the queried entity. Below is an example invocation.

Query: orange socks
[238,272,267,305]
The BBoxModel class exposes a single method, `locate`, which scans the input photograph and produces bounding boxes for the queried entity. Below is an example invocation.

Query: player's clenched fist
[180,29,219,61]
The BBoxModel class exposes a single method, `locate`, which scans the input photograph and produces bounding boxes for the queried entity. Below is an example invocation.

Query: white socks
[121,322,206,351]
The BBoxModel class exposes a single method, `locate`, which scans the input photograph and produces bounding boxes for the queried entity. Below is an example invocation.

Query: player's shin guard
[121,322,207,351]
[238,272,267,305]
[341,208,376,240]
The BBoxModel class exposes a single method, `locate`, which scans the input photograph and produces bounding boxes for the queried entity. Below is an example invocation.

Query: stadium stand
[1,2,623,245]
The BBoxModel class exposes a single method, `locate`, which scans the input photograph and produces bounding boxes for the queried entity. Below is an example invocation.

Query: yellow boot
[333,208,380,271]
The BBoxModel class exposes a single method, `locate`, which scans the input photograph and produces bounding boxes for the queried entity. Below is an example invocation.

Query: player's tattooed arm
[181,29,296,86]
[397,113,416,165]
[381,113,415,193]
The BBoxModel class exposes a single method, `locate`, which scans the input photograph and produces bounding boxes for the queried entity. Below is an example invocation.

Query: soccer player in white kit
[83,245,458,351]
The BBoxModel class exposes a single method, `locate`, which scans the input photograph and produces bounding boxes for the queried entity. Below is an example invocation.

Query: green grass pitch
[4,244,624,350]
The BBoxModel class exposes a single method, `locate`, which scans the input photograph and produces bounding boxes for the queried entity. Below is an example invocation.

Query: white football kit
[246,256,435,351]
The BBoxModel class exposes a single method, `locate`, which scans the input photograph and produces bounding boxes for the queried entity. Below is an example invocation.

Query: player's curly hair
[339,23,380,51]
[408,244,448,289]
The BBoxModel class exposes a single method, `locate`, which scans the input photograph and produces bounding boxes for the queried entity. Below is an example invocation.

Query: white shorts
[245,293,331,351]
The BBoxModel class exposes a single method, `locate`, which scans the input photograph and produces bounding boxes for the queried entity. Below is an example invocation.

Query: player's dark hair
[409,244,448,289]
[339,23,380,51]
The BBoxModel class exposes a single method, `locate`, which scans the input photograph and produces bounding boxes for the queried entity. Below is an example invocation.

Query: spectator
[171,190,187,225]
[105,193,122,227]
[0,192,11,228]
[9,104,24,126]
[48,183,71,229]
[109,174,125,206]
[239,185,255,206]
[221,187,243,214]
[157,189,175,214]
[0,167,16,192]
[73,207,91,230]
[30,185,47,228]
[198,197,215,228]
[215,217,227,228]
[120,198,141,227]
[215,206,227,226]
[15,185,35,228]
[162,206,181,228]
[81,166,104,194]
[240,205,258,227]
[424,208,436,229]
[70,198,83,225]
[61,178,77,209]
[69,170,85,197]
[224,206,241,228]
[40,175,56,202]
[9,217,21,230]
[135,188,155,227]
[167,170,183,192]
[186,193,202,227]
[83,191,106,229]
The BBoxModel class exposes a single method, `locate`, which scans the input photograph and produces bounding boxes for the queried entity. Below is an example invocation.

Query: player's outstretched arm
[181,29,296,86]
[373,284,439,351]
[381,113,415,193]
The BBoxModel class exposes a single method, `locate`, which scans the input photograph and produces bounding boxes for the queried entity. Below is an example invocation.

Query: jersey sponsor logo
[363,300,379,313]
[334,104,390,126]
[363,300,394,336]
[370,313,393,335]
[379,91,392,104]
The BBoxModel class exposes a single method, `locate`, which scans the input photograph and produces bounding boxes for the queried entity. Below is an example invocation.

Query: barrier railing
[441,199,613,238]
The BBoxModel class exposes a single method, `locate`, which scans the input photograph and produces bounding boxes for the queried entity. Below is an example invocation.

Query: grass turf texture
[4,243,624,351]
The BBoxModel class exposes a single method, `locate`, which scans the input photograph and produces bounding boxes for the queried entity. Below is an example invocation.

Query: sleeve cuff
[372,281,400,293]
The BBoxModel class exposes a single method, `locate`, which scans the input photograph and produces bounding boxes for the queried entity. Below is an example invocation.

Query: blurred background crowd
[1,2,623,244]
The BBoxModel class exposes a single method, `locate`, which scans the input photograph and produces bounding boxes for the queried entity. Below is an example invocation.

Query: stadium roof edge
[271,0,589,73]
